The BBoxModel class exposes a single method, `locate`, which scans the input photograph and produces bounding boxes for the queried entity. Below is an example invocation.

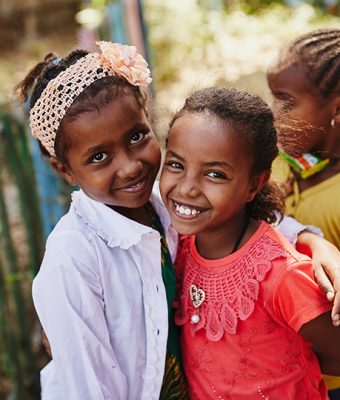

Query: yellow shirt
[272,157,340,390]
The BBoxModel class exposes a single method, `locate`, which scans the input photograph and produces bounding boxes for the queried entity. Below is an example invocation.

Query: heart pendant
[189,284,205,308]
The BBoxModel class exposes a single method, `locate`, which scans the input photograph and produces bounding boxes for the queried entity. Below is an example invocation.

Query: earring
[331,118,336,128]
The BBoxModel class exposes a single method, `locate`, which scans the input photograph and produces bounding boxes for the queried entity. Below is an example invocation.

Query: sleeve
[275,215,323,245]
[32,231,127,400]
[272,259,332,332]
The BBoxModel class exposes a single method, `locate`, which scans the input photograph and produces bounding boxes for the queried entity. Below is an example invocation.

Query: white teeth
[175,202,201,216]
[131,180,142,188]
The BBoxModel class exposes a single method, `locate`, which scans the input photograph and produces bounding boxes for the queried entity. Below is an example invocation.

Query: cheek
[83,168,114,188]
[160,169,180,205]
[159,170,171,200]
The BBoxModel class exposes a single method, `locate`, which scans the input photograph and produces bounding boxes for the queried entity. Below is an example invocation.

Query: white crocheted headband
[29,41,152,157]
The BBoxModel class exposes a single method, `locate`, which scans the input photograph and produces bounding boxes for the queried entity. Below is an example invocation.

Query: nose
[177,174,200,198]
[115,153,143,180]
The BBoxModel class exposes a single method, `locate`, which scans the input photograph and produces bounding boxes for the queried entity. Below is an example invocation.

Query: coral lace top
[175,222,331,400]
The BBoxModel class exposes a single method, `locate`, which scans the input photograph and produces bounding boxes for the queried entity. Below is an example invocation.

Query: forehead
[64,96,146,141]
[168,112,252,164]
[267,62,313,96]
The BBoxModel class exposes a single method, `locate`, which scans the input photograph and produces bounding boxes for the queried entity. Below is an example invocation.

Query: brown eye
[167,161,183,170]
[206,171,226,179]
[91,152,108,163]
[130,132,145,144]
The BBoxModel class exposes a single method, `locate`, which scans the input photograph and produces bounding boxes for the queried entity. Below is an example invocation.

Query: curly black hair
[169,87,284,224]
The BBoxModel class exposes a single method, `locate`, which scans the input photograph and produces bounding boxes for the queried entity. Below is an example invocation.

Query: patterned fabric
[145,203,189,400]
[175,222,331,399]
[175,233,287,340]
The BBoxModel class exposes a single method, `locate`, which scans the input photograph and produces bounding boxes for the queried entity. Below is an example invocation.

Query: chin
[170,220,197,236]
[103,194,150,210]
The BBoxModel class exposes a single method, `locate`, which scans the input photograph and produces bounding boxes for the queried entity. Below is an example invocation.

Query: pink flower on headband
[97,41,152,87]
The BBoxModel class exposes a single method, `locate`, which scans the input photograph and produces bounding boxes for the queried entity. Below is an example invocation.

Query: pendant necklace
[190,215,250,324]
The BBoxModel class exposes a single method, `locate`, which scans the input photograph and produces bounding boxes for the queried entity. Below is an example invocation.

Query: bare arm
[297,231,340,326]
[300,310,340,375]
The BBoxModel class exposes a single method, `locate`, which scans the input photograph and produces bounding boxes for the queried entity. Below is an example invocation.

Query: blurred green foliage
[221,0,340,15]
[140,0,339,140]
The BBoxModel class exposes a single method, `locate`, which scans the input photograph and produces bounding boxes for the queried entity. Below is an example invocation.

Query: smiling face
[160,112,262,239]
[55,95,161,210]
[267,62,333,156]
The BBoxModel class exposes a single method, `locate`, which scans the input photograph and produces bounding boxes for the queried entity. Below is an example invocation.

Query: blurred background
[0,0,339,398]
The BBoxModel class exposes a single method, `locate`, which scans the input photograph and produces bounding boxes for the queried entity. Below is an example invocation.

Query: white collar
[71,182,172,249]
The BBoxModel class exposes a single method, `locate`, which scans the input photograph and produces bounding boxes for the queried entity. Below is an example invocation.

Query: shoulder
[269,257,331,331]
[254,223,316,298]
[35,194,106,286]
[264,223,310,265]
[45,201,99,259]
[261,226,331,330]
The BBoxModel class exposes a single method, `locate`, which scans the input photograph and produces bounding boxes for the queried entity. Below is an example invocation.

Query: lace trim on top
[175,231,288,342]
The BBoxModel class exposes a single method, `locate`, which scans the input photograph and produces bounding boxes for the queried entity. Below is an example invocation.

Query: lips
[117,176,148,193]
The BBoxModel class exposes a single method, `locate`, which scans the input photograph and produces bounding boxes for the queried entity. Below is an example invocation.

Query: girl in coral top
[160,87,340,399]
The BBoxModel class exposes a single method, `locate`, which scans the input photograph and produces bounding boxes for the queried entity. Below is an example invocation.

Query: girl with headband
[17,41,340,399]
[19,42,188,400]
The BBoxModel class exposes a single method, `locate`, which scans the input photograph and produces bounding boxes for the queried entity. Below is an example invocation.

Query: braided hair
[277,28,340,97]
[169,87,285,224]
[16,50,147,165]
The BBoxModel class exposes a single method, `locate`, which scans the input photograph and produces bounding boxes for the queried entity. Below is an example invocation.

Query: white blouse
[33,183,178,400]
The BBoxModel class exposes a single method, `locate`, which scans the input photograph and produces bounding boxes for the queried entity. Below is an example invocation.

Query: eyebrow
[83,122,149,157]
[166,150,234,170]
[203,161,234,170]
[83,143,109,158]
[166,150,184,161]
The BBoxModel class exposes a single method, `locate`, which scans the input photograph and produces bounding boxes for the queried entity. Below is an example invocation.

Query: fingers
[313,264,340,326]
[314,264,334,297]
[332,302,340,326]
[332,290,340,327]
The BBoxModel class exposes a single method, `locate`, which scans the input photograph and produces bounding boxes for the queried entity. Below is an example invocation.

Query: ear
[246,171,270,203]
[331,96,340,126]
[49,157,78,186]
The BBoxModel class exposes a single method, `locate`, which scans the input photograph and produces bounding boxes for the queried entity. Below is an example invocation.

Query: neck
[110,204,151,227]
[195,213,255,260]
[314,129,340,159]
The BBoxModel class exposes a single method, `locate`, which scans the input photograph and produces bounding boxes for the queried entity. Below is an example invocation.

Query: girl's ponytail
[16,53,59,104]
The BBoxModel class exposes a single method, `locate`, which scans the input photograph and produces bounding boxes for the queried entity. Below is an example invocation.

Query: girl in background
[267,28,340,398]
